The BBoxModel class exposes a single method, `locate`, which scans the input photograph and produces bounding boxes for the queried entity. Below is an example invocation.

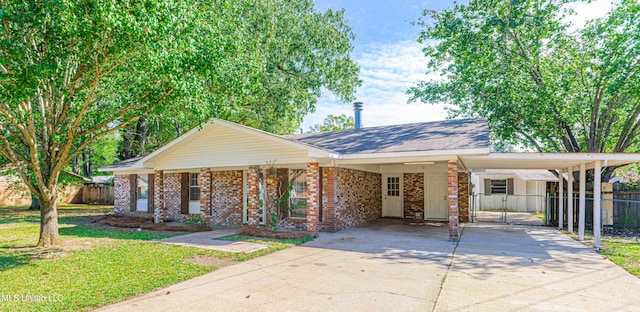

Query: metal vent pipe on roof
[353,101,363,129]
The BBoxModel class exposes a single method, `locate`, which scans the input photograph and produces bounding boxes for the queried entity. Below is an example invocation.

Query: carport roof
[460,152,640,170]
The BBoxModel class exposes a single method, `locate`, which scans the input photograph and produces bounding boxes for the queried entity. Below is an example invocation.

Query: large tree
[308,114,355,132]
[0,0,359,247]
[117,0,361,159]
[409,0,640,179]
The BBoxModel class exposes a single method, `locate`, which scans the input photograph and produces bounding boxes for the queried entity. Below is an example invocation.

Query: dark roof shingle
[287,118,489,154]
[100,155,145,170]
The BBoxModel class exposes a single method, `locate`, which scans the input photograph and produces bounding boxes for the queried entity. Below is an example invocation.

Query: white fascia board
[108,169,155,175]
[485,153,640,167]
[485,152,640,161]
[463,152,640,170]
[98,164,148,172]
[339,148,490,160]
[308,151,341,158]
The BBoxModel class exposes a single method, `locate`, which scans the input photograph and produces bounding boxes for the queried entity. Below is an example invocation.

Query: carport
[460,153,640,248]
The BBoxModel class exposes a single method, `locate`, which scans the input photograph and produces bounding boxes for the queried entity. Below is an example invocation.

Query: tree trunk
[29,194,41,210]
[135,117,148,155]
[602,167,616,182]
[82,150,92,177]
[119,124,135,160]
[37,193,62,247]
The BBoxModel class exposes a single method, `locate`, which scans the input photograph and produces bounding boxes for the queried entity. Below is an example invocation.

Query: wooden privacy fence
[82,184,114,205]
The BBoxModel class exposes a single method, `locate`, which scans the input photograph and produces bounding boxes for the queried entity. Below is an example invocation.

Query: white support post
[558,169,564,230]
[578,163,586,241]
[594,160,602,248]
[568,166,574,234]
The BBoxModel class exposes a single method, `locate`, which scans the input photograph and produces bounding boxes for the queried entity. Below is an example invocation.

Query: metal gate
[471,194,547,225]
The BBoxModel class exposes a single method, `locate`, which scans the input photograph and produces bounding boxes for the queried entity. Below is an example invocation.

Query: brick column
[321,167,336,232]
[306,162,320,235]
[153,170,164,223]
[247,167,260,225]
[200,169,212,216]
[113,175,130,215]
[458,172,470,222]
[448,160,460,242]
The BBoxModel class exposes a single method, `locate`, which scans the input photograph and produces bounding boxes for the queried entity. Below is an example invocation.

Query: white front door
[425,173,448,220]
[382,174,403,217]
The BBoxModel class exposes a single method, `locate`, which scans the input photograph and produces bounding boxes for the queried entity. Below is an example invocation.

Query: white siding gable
[148,124,313,170]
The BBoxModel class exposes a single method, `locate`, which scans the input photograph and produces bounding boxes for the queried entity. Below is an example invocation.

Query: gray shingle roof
[100,155,145,171]
[287,118,489,154]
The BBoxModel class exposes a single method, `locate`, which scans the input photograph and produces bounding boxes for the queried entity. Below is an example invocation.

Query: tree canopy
[308,114,355,132]
[409,0,640,167]
[0,0,360,246]
[116,0,361,159]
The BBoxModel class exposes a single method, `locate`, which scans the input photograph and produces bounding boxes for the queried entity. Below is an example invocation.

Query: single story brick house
[101,118,490,241]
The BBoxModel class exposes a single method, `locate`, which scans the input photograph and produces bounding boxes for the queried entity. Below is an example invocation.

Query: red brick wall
[210,170,243,226]
[331,167,382,231]
[247,167,260,225]
[404,173,424,220]
[306,163,319,234]
[279,218,307,231]
[200,169,212,216]
[458,172,470,222]
[321,167,336,231]
[448,160,460,242]
[163,173,183,221]
[114,175,131,214]
[153,170,164,223]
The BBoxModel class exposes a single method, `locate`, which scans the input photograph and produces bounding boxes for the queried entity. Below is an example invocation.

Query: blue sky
[301,0,614,130]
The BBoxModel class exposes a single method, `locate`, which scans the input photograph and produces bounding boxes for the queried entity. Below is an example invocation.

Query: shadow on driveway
[97,219,640,312]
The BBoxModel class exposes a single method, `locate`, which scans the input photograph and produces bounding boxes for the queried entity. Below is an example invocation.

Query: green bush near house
[184,215,207,225]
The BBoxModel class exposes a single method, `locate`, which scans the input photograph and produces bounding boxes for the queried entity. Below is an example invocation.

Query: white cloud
[565,0,614,31]
[302,40,447,130]
[301,0,616,131]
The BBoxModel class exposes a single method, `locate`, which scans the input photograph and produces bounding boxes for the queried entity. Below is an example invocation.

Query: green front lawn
[598,238,640,277]
[0,205,295,311]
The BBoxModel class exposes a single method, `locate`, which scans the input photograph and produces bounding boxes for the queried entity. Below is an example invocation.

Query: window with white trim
[387,177,400,196]
[288,169,307,219]
[189,173,200,201]
[137,174,149,200]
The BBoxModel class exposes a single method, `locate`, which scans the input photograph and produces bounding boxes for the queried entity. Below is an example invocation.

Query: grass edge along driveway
[0,205,311,312]
[563,230,640,278]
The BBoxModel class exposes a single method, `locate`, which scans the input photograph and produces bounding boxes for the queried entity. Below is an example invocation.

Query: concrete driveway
[97,220,640,312]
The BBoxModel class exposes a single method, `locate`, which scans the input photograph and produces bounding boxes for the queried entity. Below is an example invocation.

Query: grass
[597,237,640,277]
[218,235,315,261]
[532,213,545,221]
[220,234,315,246]
[563,230,640,278]
[0,205,297,311]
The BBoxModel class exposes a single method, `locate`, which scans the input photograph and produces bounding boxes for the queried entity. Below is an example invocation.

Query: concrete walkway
[159,229,267,253]
[98,220,640,312]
